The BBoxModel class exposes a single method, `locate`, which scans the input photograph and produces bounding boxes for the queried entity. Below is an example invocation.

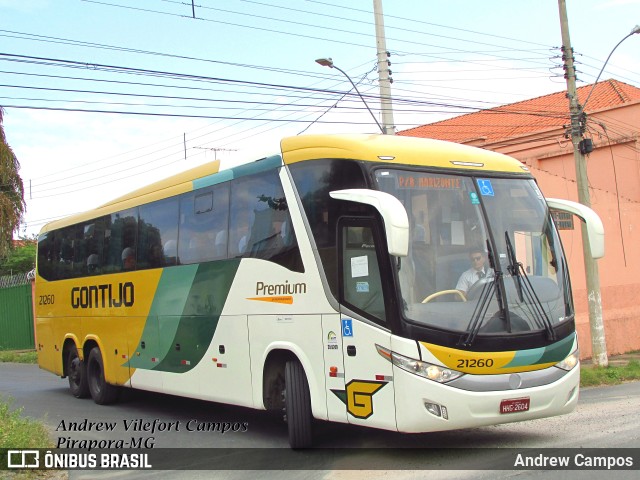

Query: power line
[4,12,630,203]
[81,0,561,74]
[302,0,552,48]
[0,28,328,79]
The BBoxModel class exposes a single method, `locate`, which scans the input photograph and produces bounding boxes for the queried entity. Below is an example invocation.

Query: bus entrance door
[339,317,396,431]
[337,219,397,431]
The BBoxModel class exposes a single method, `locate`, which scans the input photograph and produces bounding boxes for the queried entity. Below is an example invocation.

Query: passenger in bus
[148,243,165,268]
[121,247,136,271]
[163,240,177,265]
[86,254,100,274]
[186,234,208,263]
[237,233,248,255]
[215,230,228,258]
[456,247,493,294]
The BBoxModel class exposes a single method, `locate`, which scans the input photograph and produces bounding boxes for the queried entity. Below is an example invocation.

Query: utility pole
[373,0,395,135]
[557,0,608,367]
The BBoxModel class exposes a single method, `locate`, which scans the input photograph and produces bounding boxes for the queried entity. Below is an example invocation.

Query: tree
[0,236,36,276]
[0,106,26,259]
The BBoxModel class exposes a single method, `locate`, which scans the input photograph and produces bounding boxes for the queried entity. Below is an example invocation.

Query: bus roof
[39,155,284,235]
[40,134,528,235]
[280,134,529,174]
[39,161,219,235]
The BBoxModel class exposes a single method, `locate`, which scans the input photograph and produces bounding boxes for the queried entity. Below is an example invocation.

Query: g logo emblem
[332,380,387,419]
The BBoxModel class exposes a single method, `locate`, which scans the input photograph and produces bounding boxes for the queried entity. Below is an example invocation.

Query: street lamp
[315,57,385,134]
[581,25,640,112]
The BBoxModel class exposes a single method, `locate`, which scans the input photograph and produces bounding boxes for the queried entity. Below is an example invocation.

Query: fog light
[424,402,449,420]
[425,402,441,417]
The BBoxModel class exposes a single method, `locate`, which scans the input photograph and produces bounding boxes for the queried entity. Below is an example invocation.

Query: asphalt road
[1,363,638,479]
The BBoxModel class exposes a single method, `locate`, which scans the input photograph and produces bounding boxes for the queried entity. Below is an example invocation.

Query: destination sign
[397,176,461,189]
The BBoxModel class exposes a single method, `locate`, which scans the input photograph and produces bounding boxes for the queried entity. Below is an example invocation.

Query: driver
[456,247,494,294]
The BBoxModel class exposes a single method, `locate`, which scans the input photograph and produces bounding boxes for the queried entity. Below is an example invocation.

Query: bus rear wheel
[87,347,119,405]
[67,345,89,398]
[284,359,313,449]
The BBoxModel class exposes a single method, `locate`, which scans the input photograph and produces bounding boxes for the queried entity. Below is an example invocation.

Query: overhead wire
[5,4,636,207]
[81,0,560,77]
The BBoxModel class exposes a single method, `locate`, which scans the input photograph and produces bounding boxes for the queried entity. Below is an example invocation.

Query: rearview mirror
[546,198,604,259]
[330,189,409,257]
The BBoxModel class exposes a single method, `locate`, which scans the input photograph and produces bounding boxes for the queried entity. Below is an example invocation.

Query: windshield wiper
[459,240,508,347]
[504,232,556,341]
[505,231,525,303]
[459,278,495,347]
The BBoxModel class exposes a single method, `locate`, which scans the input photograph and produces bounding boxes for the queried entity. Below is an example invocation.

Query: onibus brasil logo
[7,450,39,469]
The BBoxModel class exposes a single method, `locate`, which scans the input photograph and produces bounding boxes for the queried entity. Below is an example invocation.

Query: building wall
[483,102,640,358]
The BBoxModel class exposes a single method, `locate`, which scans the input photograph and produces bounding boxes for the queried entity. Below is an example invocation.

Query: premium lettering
[71,282,134,309]
[255,280,307,296]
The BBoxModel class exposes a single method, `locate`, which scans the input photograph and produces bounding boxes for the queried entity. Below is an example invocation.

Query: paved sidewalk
[581,351,640,367]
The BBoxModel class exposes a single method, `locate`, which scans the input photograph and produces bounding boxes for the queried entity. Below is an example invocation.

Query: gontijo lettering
[71,282,134,309]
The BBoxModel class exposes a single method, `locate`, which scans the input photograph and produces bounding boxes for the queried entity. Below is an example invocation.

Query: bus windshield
[375,169,572,340]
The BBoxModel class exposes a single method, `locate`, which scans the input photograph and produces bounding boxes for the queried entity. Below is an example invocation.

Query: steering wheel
[466,278,494,301]
[421,289,467,304]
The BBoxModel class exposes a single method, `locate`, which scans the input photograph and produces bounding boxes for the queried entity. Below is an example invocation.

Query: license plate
[500,397,530,414]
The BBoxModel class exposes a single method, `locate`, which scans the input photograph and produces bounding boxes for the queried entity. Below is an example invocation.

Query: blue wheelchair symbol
[342,318,353,337]
[477,179,495,196]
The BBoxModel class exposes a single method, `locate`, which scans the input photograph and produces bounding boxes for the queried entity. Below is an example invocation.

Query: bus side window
[289,159,368,293]
[178,183,229,265]
[138,197,179,269]
[84,219,105,276]
[229,170,303,273]
[103,208,138,273]
[37,232,55,281]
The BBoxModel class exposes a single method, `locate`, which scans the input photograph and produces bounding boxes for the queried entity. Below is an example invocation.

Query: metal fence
[0,271,32,288]
[0,272,35,350]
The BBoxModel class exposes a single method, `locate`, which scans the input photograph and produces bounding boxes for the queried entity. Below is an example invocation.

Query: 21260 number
[39,294,55,305]
[457,358,494,369]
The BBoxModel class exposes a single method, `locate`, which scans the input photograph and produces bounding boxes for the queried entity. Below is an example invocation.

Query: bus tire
[67,345,89,399]
[284,359,313,449]
[87,347,119,405]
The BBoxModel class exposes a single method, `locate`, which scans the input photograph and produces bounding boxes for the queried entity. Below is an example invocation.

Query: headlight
[555,348,580,371]
[376,345,464,383]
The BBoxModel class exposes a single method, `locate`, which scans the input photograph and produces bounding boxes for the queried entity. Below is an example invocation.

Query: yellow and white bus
[36,134,604,448]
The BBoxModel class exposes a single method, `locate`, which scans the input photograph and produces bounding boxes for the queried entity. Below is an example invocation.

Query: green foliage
[0,350,38,363]
[0,107,27,259]
[580,360,640,387]
[0,237,36,276]
[0,397,52,449]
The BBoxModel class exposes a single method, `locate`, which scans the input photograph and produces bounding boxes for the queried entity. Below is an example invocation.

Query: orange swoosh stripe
[247,296,293,304]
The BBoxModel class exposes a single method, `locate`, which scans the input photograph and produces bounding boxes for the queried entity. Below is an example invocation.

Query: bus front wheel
[67,345,90,399]
[284,359,313,449]
[87,347,119,405]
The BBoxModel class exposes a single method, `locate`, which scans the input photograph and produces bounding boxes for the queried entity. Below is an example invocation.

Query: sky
[1,0,639,237]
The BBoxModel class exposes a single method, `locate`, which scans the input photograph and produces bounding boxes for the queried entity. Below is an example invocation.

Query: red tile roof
[399,79,640,144]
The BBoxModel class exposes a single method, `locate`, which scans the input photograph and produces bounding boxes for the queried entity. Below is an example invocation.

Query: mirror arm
[330,189,409,257]
[546,198,605,259]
